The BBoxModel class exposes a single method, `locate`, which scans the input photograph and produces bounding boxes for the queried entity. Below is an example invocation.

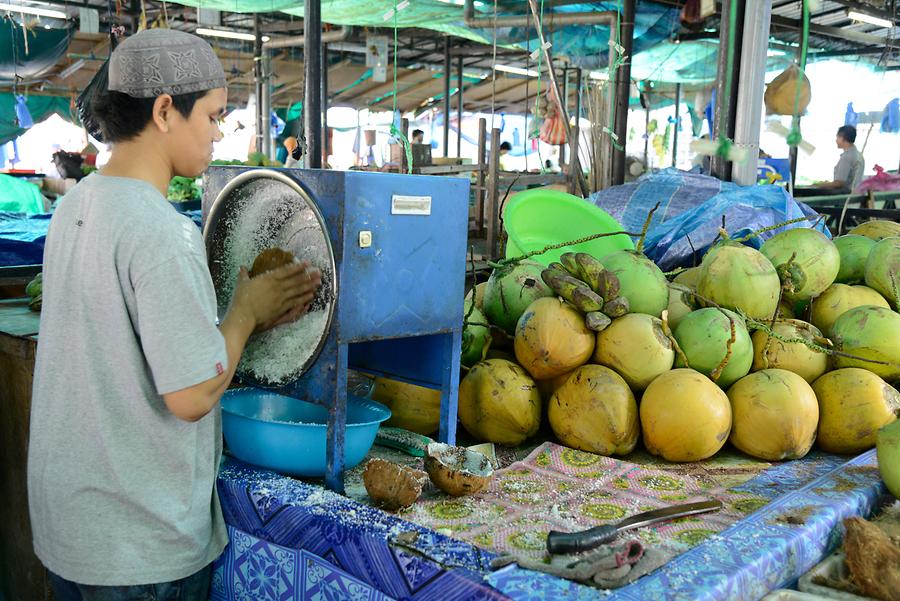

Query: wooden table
[0,298,50,601]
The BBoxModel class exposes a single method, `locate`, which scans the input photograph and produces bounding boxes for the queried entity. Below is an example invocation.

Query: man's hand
[230,261,322,333]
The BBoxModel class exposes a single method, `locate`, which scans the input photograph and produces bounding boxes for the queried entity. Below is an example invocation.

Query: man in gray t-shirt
[815,125,865,194]
[29,29,321,597]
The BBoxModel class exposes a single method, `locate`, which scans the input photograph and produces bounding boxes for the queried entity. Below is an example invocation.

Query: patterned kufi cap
[108,29,226,98]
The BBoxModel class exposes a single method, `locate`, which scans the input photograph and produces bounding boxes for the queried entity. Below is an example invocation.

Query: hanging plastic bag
[857,165,900,193]
[538,92,567,145]
[764,64,811,116]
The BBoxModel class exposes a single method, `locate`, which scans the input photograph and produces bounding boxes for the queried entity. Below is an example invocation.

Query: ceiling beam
[770,14,892,46]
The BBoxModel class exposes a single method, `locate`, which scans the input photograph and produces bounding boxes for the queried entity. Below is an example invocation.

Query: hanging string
[603,0,625,153]
[786,0,809,149]
[387,0,412,173]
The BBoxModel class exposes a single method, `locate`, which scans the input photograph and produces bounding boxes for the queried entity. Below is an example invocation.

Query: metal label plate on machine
[391,195,432,216]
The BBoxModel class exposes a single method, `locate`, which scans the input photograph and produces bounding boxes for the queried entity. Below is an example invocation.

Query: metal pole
[568,68,582,194]
[732,0,772,185]
[644,96,650,168]
[612,0,635,186]
[304,0,322,168]
[487,127,501,260]
[476,117,487,233]
[322,43,329,166]
[443,37,451,157]
[253,15,264,156]
[711,0,745,181]
[457,55,464,157]
[560,66,569,167]
[261,51,272,159]
[401,117,410,172]
[672,83,681,167]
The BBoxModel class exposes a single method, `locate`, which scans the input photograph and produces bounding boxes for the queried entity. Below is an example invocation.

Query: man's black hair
[90,89,206,143]
[837,125,857,144]
[411,128,424,139]
[499,141,512,151]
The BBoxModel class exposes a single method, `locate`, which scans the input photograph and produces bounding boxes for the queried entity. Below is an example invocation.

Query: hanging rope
[786,0,810,149]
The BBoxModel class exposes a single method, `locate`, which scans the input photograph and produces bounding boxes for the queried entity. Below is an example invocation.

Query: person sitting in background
[499,141,512,171]
[283,136,302,168]
[815,125,865,194]
[411,129,424,144]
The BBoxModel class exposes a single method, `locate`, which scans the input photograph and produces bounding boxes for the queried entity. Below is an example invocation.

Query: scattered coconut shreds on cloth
[843,516,900,601]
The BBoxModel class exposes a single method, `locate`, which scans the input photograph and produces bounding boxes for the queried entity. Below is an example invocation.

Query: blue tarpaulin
[587,168,826,271]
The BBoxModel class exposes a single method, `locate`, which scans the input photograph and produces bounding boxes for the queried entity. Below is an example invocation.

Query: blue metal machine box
[202,167,470,491]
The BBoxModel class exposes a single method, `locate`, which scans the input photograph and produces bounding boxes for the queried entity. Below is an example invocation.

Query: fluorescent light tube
[196,27,270,43]
[847,10,893,29]
[494,64,539,77]
[0,3,67,19]
[588,71,609,80]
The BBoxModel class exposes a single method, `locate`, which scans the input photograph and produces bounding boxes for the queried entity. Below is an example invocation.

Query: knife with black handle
[546,499,724,555]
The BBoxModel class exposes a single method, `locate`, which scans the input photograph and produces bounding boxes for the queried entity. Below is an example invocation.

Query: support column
[457,55,464,157]
[253,15,264,156]
[560,66,569,167]
[443,37,451,157]
[672,82,681,167]
[732,0,772,185]
[711,0,745,181]
[568,68,582,194]
[611,0,635,186]
[322,43,329,166]
[304,0,322,168]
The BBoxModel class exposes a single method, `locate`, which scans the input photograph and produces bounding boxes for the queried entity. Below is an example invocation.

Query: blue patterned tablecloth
[216,450,887,601]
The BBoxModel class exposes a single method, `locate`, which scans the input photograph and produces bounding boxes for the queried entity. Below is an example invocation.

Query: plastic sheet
[587,168,826,271]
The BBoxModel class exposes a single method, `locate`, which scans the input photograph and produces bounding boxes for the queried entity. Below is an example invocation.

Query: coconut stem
[733,216,810,243]
[661,307,690,368]
[710,311,736,382]
[668,283,900,369]
[493,230,644,268]
[635,202,661,254]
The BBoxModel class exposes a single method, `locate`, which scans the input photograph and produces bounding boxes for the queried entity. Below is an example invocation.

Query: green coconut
[461,300,491,367]
[834,235,877,284]
[864,237,900,309]
[831,305,900,382]
[673,307,754,388]
[697,242,781,320]
[483,260,554,335]
[877,420,900,498]
[849,220,900,241]
[760,228,840,302]
[602,250,669,317]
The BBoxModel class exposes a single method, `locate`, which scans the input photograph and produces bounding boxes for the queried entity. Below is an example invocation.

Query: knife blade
[546,499,724,555]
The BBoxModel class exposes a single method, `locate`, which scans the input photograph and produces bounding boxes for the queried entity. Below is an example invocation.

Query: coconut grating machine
[202,167,469,492]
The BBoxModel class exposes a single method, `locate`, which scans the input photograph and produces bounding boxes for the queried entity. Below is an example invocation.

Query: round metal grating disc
[204,170,336,388]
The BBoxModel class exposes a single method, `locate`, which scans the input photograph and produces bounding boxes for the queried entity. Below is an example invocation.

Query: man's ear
[151,94,175,133]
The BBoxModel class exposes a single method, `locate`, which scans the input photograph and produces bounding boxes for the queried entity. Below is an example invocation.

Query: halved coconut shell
[425,442,494,497]
[362,458,428,511]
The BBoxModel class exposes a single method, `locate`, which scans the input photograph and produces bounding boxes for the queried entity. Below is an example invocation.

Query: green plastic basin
[504,189,634,265]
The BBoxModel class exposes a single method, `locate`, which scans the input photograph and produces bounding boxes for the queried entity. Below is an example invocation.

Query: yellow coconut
[810,283,889,336]
[640,369,732,462]
[812,368,900,454]
[751,319,829,383]
[726,369,819,460]
[514,297,594,380]
[458,359,542,446]
[849,220,900,241]
[371,377,441,435]
[549,365,639,456]
[673,266,702,289]
[464,281,488,313]
[536,370,576,402]
[594,314,675,390]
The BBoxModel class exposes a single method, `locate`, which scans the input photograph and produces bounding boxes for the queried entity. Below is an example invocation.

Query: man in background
[411,129,424,144]
[815,125,865,194]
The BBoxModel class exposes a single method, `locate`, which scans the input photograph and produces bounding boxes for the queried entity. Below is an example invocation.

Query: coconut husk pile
[843,515,900,601]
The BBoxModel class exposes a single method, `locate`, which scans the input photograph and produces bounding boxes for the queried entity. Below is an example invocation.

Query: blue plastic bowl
[221,388,391,477]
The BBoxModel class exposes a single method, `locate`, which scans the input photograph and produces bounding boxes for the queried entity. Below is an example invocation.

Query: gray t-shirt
[834,146,865,192]
[28,174,228,585]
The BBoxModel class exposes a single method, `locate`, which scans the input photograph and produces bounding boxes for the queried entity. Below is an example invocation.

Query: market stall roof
[1,0,897,114]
